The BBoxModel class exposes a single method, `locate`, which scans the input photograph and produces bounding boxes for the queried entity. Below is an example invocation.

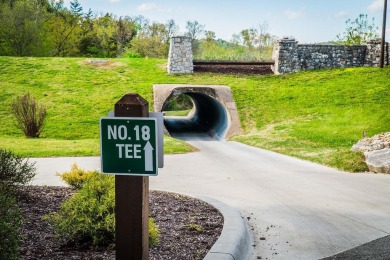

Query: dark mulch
[18,186,223,260]
[194,64,273,75]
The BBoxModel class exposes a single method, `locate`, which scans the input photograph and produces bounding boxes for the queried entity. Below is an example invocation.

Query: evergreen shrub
[48,171,160,247]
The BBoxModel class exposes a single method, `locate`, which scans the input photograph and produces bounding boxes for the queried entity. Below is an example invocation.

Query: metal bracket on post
[114,93,149,260]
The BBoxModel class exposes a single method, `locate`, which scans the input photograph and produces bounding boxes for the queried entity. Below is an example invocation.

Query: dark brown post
[114,93,149,260]
[380,0,387,68]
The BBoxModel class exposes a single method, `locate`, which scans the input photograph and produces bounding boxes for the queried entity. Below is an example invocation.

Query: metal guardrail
[193,60,275,66]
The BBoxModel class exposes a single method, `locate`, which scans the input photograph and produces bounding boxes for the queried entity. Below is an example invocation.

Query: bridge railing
[193,60,275,66]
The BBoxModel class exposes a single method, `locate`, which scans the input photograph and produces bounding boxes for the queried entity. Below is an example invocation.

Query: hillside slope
[0,57,388,171]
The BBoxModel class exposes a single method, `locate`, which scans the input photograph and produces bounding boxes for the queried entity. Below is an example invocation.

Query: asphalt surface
[321,235,390,259]
[32,141,390,259]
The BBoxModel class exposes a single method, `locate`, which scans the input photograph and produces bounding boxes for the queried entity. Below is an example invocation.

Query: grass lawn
[0,56,388,171]
[163,110,191,116]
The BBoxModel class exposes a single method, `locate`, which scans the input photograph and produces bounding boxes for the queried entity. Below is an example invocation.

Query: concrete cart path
[32,141,390,259]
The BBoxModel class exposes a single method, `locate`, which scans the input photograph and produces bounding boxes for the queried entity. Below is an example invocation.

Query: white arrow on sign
[144,141,154,172]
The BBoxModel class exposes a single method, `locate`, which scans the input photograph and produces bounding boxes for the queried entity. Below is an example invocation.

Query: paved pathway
[32,141,390,259]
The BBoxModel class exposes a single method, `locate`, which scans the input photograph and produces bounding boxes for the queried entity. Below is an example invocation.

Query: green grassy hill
[0,56,389,171]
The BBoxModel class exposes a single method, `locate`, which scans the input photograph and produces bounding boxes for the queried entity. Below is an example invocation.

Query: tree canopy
[0,0,276,60]
[336,14,379,45]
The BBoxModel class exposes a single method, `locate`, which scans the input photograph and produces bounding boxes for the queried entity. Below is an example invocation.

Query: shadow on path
[322,235,390,259]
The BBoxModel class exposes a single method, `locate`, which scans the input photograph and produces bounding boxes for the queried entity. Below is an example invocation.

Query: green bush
[0,195,21,260]
[128,36,168,58]
[57,163,94,189]
[48,171,160,247]
[0,149,32,259]
[148,218,159,246]
[0,149,36,196]
[124,52,142,58]
[48,172,115,246]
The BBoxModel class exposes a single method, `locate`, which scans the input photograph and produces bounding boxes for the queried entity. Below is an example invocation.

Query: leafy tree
[129,19,169,58]
[115,16,137,54]
[70,0,82,16]
[46,0,93,56]
[82,13,118,57]
[165,19,179,43]
[336,14,379,45]
[185,20,204,56]
[0,0,47,56]
[255,22,276,60]
[230,22,276,60]
[204,30,216,42]
[185,20,205,41]
[240,28,257,50]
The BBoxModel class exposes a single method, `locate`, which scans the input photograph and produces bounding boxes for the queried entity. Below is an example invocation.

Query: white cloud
[109,0,121,3]
[368,0,383,12]
[136,2,172,13]
[335,11,348,18]
[284,7,305,19]
[137,3,159,12]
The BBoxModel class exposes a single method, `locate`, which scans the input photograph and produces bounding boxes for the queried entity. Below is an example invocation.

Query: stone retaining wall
[167,36,193,74]
[272,38,389,74]
[167,36,389,75]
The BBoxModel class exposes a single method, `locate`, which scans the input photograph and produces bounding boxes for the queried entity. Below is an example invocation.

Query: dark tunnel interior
[163,93,229,141]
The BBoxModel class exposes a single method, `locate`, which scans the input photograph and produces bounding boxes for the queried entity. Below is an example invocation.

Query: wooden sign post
[114,93,149,260]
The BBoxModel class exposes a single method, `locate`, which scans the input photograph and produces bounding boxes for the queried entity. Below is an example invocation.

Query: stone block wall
[272,38,389,74]
[365,39,389,67]
[272,38,300,74]
[298,45,366,70]
[167,36,193,74]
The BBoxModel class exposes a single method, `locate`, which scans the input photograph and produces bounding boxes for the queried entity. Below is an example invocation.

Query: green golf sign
[100,117,158,176]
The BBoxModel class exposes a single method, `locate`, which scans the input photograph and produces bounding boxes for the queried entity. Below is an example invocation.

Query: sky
[69,0,389,44]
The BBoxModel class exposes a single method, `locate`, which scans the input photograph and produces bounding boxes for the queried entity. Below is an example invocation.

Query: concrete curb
[200,196,253,260]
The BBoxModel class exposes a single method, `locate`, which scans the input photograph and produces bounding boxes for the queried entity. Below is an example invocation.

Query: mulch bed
[194,64,273,75]
[18,186,223,260]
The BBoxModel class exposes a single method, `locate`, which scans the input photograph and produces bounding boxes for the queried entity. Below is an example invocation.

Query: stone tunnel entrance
[153,84,241,141]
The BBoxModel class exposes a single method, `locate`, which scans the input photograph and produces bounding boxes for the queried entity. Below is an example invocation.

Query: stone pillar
[167,36,193,74]
[272,37,300,74]
[365,38,389,67]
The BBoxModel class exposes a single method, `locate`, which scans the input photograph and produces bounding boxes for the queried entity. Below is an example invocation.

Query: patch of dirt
[194,64,273,75]
[80,60,124,69]
[18,186,223,260]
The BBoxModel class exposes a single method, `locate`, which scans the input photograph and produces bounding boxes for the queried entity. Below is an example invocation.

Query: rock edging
[351,132,390,174]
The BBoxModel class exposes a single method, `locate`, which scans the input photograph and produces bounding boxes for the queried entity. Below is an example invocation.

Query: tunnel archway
[153,84,241,140]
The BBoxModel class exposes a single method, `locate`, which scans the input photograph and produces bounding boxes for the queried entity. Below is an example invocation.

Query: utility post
[114,93,149,260]
[380,0,388,68]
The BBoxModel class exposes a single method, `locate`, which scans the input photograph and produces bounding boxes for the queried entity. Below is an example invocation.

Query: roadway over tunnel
[153,84,241,141]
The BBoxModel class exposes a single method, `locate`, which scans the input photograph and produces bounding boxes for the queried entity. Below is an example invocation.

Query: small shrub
[149,218,160,246]
[0,195,22,260]
[0,149,35,258]
[11,93,47,138]
[48,172,160,247]
[57,163,94,189]
[0,149,36,196]
[187,223,204,232]
[125,52,142,58]
[48,172,115,246]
